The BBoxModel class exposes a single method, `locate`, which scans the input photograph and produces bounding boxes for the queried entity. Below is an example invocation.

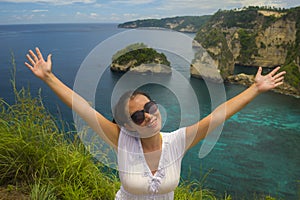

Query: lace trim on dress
[138,134,170,194]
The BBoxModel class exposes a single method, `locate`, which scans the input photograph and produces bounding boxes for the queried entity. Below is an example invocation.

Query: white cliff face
[254,19,296,66]
[129,64,172,74]
[111,62,172,74]
[191,9,300,96]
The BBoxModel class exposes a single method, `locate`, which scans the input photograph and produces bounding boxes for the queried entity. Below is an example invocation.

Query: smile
[147,118,158,128]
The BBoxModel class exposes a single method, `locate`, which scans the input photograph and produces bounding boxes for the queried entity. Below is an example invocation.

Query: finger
[29,49,38,62]
[274,81,284,87]
[35,47,44,61]
[270,66,281,76]
[47,54,52,63]
[26,54,35,65]
[256,67,262,76]
[273,71,286,79]
[275,76,284,83]
[24,62,33,71]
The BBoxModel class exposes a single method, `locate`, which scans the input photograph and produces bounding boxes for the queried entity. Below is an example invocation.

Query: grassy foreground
[0,63,280,199]
[0,81,227,199]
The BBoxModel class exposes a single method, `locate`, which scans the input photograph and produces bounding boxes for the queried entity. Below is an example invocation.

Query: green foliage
[195,28,234,77]
[280,62,300,90]
[118,16,211,32]
[112,42,147,61]
[0,90,119,199]
[212,9,258,29]
[112,43,171,68]
[237,29,258,64]
[0,60,119,199]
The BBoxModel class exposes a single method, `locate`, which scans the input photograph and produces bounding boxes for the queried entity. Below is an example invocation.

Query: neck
[140,132,162,152]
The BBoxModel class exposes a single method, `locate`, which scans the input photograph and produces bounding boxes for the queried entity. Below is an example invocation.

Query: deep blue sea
[0,23,299,199]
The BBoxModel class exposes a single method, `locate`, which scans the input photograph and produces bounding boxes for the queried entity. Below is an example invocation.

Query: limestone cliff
[192,6,300,96]
[111,44,171,74]
[118,16,211,33]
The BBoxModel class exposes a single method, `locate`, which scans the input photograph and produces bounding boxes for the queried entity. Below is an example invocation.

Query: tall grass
[0,57,282,199]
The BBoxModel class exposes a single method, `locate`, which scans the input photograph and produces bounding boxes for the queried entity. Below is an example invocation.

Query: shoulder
[162,127,186,138]
[162,127,186,147]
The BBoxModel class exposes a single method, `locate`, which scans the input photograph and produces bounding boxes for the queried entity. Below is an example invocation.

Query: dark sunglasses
[130,101,158,125]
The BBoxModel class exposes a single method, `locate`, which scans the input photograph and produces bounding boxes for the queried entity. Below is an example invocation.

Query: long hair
[112,90,151,126]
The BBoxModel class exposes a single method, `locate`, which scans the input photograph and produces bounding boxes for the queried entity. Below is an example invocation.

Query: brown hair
[112,90,152,126]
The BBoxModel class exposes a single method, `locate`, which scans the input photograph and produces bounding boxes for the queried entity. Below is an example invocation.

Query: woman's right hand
[25,47,52,81]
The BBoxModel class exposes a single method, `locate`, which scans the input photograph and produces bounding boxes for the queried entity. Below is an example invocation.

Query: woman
[25,47,285,199]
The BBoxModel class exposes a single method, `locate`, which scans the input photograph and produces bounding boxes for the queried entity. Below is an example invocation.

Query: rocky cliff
[111,44,171,74]
[118,16,211,33]
[192,6,300,97]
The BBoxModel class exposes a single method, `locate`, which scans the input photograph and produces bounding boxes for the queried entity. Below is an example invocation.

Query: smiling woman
[24,46,286,199]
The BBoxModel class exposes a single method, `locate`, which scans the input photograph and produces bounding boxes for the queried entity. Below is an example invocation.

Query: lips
[147,118,157,128]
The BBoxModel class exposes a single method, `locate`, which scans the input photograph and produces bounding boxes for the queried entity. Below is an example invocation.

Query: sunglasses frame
[130,100,158,125]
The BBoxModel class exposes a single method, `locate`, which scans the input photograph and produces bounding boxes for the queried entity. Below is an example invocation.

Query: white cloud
[154,0,291,17]
[32,9,48,12]
[0,0,96,5]
[157,0,224,11]
[94,3,103,7]
[123,13,138,17]
[111,0,155,5]
[76,11,84,16]
[239,0,287,8]
[90,12,98,17]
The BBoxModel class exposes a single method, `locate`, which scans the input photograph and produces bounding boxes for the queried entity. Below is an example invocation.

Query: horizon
[0,0,299,25]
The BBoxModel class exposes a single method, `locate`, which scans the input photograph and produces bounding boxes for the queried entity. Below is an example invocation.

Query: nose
[144,112,153,122]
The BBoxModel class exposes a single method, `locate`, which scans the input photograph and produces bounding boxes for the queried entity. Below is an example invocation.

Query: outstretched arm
[186,67,286,150]
[25,47,120,147]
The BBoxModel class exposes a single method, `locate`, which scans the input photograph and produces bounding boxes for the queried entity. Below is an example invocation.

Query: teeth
[147,118,156,127]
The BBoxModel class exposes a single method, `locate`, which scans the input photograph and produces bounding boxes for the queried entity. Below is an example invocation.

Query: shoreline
[226,73,300,98]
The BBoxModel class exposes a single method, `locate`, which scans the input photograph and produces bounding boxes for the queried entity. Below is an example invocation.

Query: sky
[0,0,299,25]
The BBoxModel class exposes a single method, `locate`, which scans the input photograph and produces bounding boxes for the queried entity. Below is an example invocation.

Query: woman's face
[127,94,162,138]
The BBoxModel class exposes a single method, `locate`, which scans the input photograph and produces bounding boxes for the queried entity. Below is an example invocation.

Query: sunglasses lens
[145,101,158,114]
[130,101,158,125]
[131,111,145,125]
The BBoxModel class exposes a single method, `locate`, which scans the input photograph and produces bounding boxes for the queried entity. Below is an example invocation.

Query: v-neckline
[138,134,164,177]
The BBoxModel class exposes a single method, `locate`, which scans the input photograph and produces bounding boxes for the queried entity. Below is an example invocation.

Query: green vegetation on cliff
[210,6,286,29]
[118,16,211,33]
[194,6,300,93]
[283,7,300,90]
[111,43,171,71]
[237,29,258,63]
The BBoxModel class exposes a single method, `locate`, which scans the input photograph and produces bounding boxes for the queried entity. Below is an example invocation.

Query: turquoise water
[0,24,299,199]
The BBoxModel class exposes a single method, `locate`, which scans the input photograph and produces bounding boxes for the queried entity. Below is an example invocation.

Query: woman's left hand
[254,66,286,93]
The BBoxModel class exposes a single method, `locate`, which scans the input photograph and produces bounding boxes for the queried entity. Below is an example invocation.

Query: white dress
[115,127,186,200]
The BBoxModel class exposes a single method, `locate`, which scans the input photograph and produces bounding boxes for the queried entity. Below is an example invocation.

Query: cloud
[32,9,48,12]
[90,12,98,18]
[155,0,290,16]
[0,0,96,5]
[111,0,155,5]
[239,0,287,8]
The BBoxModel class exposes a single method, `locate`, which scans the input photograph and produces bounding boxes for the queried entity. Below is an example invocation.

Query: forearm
[43,73,100,138]
[43,73,119,146]
[216,83,260,121]
[187,84,260,149]
[44,73,90,113]
[186,66,285,150]
[25,48,120,147]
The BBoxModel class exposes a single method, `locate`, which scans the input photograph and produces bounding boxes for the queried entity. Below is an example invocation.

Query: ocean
[0,23,299,199]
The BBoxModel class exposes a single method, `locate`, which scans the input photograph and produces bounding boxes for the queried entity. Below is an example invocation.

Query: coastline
[226,73,300,98]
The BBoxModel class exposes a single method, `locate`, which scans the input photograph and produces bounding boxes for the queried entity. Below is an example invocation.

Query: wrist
[250,83,262,96]
[43,72,56,84]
